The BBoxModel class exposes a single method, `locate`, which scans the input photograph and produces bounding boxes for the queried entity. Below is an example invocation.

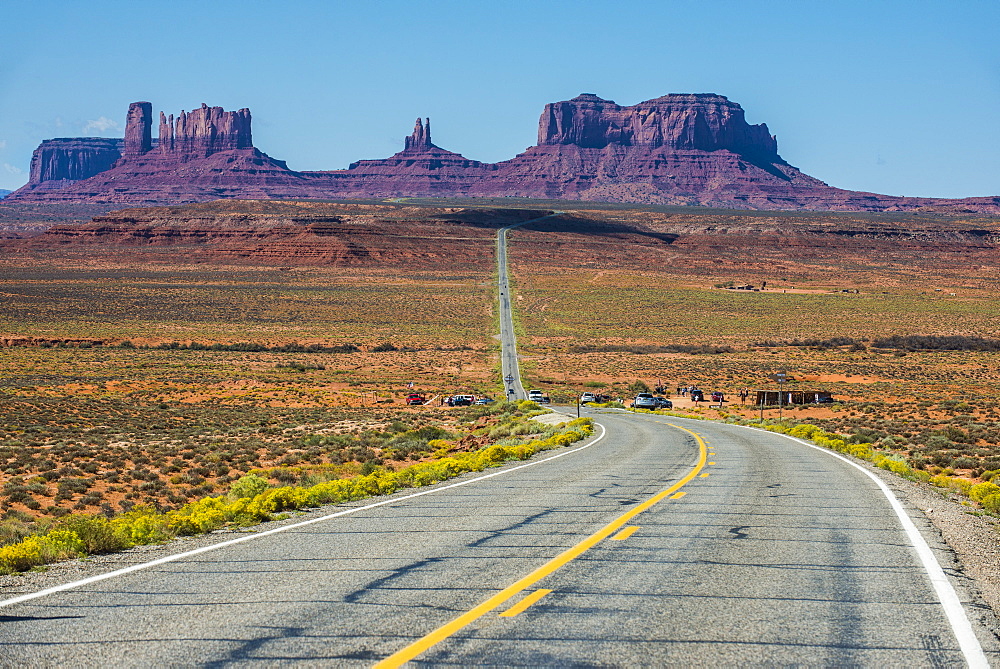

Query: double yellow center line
[374,422,709,668]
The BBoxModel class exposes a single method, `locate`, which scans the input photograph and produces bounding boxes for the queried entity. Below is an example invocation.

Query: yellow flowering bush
[0,415,594,575]
[0,529,85,574]
[981,493,1000,514]
[111,507,173,546]
[872,454,913,477]
[970,481,1000,503]
[929,474,973,496]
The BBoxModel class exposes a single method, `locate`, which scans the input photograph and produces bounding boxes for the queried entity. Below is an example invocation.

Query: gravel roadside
[871,460,1000,639]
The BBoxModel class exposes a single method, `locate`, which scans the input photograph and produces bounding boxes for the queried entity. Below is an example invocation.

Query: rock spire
[122,101,153,158]
[404,118,432,151]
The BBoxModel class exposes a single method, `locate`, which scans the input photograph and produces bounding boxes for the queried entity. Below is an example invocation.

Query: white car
[580,392,597,403]
[527,389,550,403]
[632,393,658,409]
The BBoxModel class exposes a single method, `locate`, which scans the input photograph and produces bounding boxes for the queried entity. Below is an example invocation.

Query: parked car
[654,397,673,409]
[580,392,597,404]
[632,393,658,409]
[448,395,474,406]
[690,389,704,402]
[474,397,495,405]
[405,393,426,406]
[711,391,725,403]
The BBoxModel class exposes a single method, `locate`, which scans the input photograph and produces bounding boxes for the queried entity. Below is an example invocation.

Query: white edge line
[0,423,606,610]
[735,423,989,668]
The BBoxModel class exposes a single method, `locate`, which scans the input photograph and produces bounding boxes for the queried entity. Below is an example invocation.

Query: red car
[405,393,426,406]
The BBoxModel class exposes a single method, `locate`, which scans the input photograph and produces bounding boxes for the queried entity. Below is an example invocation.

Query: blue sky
[1,0,997,198]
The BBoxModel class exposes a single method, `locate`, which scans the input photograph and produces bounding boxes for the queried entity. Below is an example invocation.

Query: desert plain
[0,197,998,528]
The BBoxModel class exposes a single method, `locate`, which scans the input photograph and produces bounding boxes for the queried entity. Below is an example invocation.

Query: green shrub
[58,515,130,554]
[953,457,978,470]
[229,473,270,499]
[627,380,651,394]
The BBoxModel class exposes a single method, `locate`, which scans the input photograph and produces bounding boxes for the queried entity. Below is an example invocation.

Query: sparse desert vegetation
[1,198,1000,554]
[507,216,1000,485]
[0,260,506,523]
[0,400,593,574]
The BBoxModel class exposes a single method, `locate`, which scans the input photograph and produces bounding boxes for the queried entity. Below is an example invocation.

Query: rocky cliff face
[11,101,298,203]
[27,138,124,185]
[467,92,792,205]
[7,201,544,267]
[122,101,153,159]
[157,103,253,158]
[538,93,777,158]
[7,94,1000,214]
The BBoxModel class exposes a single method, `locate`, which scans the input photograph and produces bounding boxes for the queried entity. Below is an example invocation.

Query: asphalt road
[496,215,556,402]
[1,411,994,666]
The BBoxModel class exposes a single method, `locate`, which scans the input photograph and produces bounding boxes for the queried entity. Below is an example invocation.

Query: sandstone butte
[7,94,1000,213]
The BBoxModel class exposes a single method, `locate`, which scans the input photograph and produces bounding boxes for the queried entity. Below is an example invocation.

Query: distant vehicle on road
[528,389,550,404]
[632,393,658,409]
[405,393,426,406]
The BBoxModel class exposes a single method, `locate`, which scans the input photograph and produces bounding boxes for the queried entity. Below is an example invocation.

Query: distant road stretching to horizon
[496,214,556,402]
